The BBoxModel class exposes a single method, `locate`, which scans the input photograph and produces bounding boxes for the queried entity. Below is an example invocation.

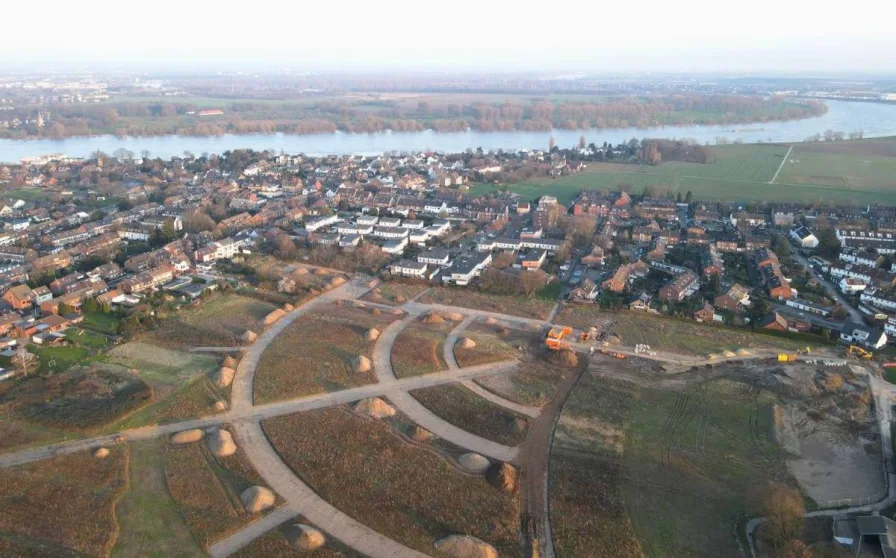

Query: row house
[0,246,36,263]
[828,263,896,290]
[30,251,71,275]
[658,271,699,303]
[120,265,176,294]
[841,237,896,255]
[714,283,750,314]
[839,248,884,268]
[50,227,90,247]
[636,199,678,220]
[389,259,428,278]
[861,287,896,312]
[700,245,724,277]
[443,253,492,286]
[601,264,631,294]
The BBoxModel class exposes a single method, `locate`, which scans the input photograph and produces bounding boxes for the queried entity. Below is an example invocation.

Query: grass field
[254,303,400,403]
[163,437,279,549]
[0,446,129,556]
[391,316,452,378]
[419,287,555,321]
[554,305,816,357]
[454,321,538,368]
[410,384,530,445]
[361,281,429,306]
[113,439,203,558]
[143,294,275,349]
[263,407,520,555]
[470,139,896,206]
[551,368,794,557]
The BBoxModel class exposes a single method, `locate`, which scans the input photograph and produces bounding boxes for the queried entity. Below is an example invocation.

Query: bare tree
[548,136,556,152]
[14,345,35,378]
[755,483,804,549]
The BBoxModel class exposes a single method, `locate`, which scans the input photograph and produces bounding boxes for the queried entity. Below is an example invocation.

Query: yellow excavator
[847,345,873,360]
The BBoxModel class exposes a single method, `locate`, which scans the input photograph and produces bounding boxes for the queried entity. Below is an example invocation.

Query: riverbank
[0,100,893,163]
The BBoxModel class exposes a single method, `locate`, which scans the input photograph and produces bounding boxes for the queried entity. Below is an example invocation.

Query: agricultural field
[106,342,223,429]
[263,407,520,555]
[113,439,203,558]
[554,305,820,357]
[391,314,453,378]
[142,293,276,349]
[550,358,883,556]
[777,138,896,191]
[231,515,359,558]
[163,434,281,549]
[361,281,429,306]
[0,446,129,556]
[419,286,555,320]
[253,302,401,403]
[469,139,896,206]
[410,384,530,446]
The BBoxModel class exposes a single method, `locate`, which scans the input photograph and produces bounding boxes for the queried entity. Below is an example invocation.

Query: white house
[840,277,867,294]
[400,220,425,230]
[445,253,492,286]
[373,226,409,240]
[409,231,430,246]
[356,214,379,226]
[305,214,339,232]
[790,226,819,249]
[379,217,402,227]
[418,248,450,266]
[840,321,888,349]
[390,259,428,278]
[840,248,881,268]
[861,287,896,311]
[381,237,408,254]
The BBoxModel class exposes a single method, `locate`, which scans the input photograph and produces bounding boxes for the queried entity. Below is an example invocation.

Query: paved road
[791,250,863,324]
[373,310,520,462]
[769,144,793,184]
[190,346,250,353]
[443,315,542,418]
[208,505,297,558]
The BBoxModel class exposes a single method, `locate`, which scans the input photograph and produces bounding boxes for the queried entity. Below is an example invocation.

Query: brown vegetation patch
[142,294,276,349]
[254,303,399,403]
[410,385,530,446]
[419,287,555,320]
[391,318,453,378]
[263,407,520,555]
[231,515,359,558]
[0,447,128,556]
[474,357,575,407]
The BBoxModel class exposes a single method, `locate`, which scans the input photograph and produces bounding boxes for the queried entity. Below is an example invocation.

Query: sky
[3,0,896,74]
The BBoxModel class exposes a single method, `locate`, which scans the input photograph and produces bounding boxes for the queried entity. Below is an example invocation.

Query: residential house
[840,321,888,349]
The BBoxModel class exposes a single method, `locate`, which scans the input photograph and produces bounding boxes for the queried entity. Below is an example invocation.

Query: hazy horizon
[4,0,896,74]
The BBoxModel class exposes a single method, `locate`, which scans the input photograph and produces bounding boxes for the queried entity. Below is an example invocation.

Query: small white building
[418,248,450,266]
[840,277,868,294]
[790,226,819,249]
[381,237,409,255]
[390,259,428,278]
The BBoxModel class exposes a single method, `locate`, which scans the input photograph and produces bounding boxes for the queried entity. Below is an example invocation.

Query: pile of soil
[284,523,326,550]
[94,447,110,459]
[171,429,204,444]
[351,356,372,373]
[213,400,228,411]
[283,303,295,311]
[222,355,238,368]
[459,337,477,349]
[458,453,490,474]
[395,295,407,303]
[435,535,498,558]
[444,312,464,321]
[241,486,276,513]
[485,317,498,325]
[207,429,237,457]
[213,367,236,388]
[486,462,518,493]
[549,349,578,368]
[295,267,309,275]
[422,312,445,324]
[263,309,287,326]
[410,425,433,443]
[354,397,395,419]
[364,328,381,341]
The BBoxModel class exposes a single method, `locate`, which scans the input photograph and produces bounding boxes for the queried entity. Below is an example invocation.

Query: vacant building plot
[555,305,818,357]
[420,287,555,320]
[0,446,128,556]
[106,342,222,428]
[113,439,203,558]
[473,358,577,407]
[391,314,453,378]
[163,436,281,549]
[143,294,276,349]
[263,407,520,555]
[454,320,539,368]
[361,281,429,306]
[254,302,400,403]
[231,515,359,558]
[410,384,530,446]
[551,358,883,557]
[0,365,152,439]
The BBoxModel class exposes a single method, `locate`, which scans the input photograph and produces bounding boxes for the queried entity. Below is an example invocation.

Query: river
[2,100,896,163]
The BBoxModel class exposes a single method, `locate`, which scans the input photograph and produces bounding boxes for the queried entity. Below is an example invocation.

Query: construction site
[0,271,893,558]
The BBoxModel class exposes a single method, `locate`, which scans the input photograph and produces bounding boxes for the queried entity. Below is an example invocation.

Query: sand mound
[422,312,445,324]
[372,308,381,316]
[351,355,372,373]
[458,453,490,474]
[240,329,258,343]
[444,312,464,321]
[327,277,346,289]
[241,486,276,514]
[222,355,238,368]
[486,462,518,493]
[724,350,736,358]
[484,317,498,325]
[94,447,110,459]
[295,267,309,275]
[214,400,228,412]
[370,292,384,300]
[549,349,578,367]
[213,367,236,388]
[263,309,286,326]
[395,295,407,303]
[364,328,381,341]
[393,309,404,316]
[410,426,433,443]
[435,535,498,558]
[511,418,527,435]
[208,429,237,457]
[283,303,295,311]
[459,337,477,349]
[284,523,326,551]
[309,288,321,296]
[171,429,204,444]
[605,334,621,345]
[314,268,329,275]
[354,397,396,419]
[737,348,751,356]
[497,327,509,336]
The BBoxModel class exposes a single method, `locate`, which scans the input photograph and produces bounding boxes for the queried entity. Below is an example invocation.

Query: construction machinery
[847,345,873,360]
[777,353,798,363]
[545,326,573,351]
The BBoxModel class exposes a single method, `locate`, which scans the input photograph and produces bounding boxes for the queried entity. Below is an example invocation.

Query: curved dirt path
[373,311,520,462]
[443,315,541,418]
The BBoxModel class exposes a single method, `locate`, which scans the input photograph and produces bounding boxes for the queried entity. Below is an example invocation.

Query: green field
[471,139,896,205]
